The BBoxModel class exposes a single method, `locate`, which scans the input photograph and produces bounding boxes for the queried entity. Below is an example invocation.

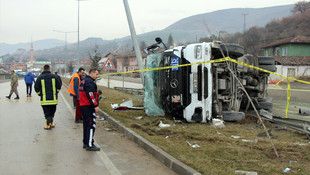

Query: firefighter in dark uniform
[79,68,100,151]
[35,65,61,130]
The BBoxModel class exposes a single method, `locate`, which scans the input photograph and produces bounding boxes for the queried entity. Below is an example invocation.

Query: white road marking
[60,91,121,175]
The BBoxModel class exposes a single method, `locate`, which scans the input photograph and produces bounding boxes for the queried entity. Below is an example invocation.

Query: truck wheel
[222,111,245,122]
[257,101,273,110]
[220,43,244,58]
[258,56,275,65]
[259,65,276,73]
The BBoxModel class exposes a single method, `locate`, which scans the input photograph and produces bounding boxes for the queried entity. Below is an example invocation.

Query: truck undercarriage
[144,40,276,122]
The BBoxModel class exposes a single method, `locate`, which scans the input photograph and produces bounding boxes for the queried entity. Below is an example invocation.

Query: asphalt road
[0,80,176,175]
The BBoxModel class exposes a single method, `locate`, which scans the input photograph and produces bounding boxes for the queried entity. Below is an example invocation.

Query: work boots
[86,145,101,151]
[44,124,52,130]
[44,117,53,130]
[51,117,56,128]
[14,95,20,99]
[6,95,11,99]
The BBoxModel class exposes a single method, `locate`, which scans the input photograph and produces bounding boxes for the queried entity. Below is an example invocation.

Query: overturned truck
[144,40,276,122]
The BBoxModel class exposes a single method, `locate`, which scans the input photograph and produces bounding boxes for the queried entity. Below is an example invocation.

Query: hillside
[1,4,295,60]
[164,5,293,39]
[114,5,294,48]
[0,39,66,56]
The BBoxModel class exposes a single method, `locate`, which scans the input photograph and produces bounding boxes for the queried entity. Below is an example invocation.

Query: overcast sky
[0,0,299,44]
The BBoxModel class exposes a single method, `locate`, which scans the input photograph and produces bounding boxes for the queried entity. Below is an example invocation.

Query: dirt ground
[62,77,310,175]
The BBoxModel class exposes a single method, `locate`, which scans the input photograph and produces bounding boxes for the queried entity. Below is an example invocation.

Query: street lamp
[77,0,89,69]
[53,30,77,75]
[123,0,144,84]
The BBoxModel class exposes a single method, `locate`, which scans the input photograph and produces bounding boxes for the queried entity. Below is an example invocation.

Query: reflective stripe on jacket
[67,73,80,96]
[34,71,61,106]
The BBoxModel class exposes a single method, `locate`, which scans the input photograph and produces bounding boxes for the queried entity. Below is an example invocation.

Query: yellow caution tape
[100,57,229,76]
[286,79,291,118]
[100,77,119,88]
[275,78,286,88]
[99,56,310,118]
[224,57,310,118]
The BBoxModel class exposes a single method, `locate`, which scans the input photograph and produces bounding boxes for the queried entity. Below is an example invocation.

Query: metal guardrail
[0,74,25,80]
[271,116,310,138]
[113,87,144,95]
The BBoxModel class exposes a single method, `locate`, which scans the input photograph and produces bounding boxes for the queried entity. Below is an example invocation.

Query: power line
[241,13,249,33]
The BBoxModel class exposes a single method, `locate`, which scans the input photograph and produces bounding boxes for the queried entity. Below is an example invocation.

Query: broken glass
[143,52,165,116]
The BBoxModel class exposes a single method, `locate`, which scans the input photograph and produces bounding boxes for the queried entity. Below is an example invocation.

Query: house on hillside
[115,52,147,77]
[261,35,310,80]
[100,52,146,77]
[262,35,310,57]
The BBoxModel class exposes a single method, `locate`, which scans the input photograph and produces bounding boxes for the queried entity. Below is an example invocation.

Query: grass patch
[63,78,310,175]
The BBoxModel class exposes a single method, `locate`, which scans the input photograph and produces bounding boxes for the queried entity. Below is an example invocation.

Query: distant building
[262,35,310,57]
[32,61,52,71]
[262,35,310,80]
[99,52,146,77]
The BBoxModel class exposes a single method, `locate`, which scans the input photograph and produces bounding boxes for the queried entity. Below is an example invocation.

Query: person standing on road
[68,67,85,123]
[35,65,61,130]
[79,68,100,151]
[24,72,36,97]
[6,70,20,99]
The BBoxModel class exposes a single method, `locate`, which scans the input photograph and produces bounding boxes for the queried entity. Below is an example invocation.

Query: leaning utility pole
[241,13,249,33]
[123,0,144,84]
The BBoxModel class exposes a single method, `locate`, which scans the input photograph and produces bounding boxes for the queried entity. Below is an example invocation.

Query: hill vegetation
[207,1,310,56]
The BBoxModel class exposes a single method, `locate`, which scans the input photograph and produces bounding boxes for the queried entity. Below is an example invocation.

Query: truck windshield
[143,52,165,116]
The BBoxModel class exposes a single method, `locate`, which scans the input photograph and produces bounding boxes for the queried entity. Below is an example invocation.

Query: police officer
[79,68,100,151]
[35,65,61,130]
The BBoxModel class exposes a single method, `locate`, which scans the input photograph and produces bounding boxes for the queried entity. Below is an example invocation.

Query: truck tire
[259,64,276,73]
[257,101,273,110]
[222,111,245,122]
[258,56,275,65]
[220,43,244,58]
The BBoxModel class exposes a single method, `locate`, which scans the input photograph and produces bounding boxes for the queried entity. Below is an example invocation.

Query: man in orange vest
[68,67,85,123]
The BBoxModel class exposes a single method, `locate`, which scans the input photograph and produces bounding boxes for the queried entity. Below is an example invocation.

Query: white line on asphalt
[60,91,122,175]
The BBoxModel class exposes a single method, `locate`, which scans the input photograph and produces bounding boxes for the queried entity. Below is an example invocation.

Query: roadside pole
[108,70,110,89]
[123,0,144,84]
[122,73,125,91]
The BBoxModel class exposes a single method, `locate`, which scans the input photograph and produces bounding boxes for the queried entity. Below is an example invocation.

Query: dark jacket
[24,73,35,84]
[55,74,62,87]
[79,75,98,108]
[72,77,80,99]
[34,71,61,106]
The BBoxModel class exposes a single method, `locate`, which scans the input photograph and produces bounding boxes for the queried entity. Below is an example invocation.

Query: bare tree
[88,44,102,72]
[291,1,310,13]
[68,61,74,74]
[242,26,263,56]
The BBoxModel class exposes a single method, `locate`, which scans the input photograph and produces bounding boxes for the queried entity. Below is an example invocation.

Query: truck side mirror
[155,37,167,49]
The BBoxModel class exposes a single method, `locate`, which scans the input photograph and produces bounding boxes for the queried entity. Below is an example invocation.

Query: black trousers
[42,105,57,125]
[26,84,32,95]
[81,106,96,147]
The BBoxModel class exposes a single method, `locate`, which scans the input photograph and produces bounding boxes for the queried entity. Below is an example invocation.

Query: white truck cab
[144,40,275,123]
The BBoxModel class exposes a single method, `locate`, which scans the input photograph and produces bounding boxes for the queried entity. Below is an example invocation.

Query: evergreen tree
[167,34,174,48]
[88,44,102,72]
